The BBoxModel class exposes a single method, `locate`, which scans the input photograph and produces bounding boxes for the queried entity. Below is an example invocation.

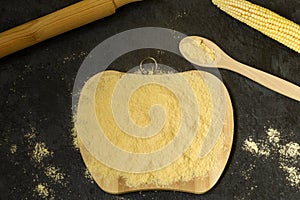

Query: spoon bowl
[180,36,223,68]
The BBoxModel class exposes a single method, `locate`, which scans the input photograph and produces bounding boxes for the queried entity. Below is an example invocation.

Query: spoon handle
[220,57,300,102]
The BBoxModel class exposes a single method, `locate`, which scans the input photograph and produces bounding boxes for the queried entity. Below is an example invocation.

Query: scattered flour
[62,52,87,64]
[35,183,54,199]
[24,127,53,163]
[10,144,17,154]
[44,166,66,185]
[266,128,281,144]
[279,142,299,159]
[241,163,256,180]
[24,127,37,142]
[23,127,68,198]
[31,142,53,163]
[243,138,270,157]
[84,168,94,184]
[71,127,79,151]
[35,184,49,198]
[242,127,300,190]
[279,163,300,188]
[243,138,258,154]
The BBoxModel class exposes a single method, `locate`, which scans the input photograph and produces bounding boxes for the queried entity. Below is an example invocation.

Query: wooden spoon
[179,36,300,102]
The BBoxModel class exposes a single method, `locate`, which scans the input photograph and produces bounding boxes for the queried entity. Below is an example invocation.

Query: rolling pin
[0,0,142,58]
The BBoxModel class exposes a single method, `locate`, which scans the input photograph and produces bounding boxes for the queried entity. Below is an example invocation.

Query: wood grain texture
[78,71,234,195]
[219,55,300,102]
[180,36,300,102]
[0,0,141,58]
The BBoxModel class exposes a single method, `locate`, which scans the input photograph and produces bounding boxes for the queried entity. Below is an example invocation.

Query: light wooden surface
[220,54,300,102]
[0,0,141,58]
[77,71,234,194]
[180,36,300,102]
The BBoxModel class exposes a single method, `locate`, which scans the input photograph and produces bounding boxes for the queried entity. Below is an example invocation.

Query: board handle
[0,0,141,58]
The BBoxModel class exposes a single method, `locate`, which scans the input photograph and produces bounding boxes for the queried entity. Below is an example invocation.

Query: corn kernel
[212,0,300,53]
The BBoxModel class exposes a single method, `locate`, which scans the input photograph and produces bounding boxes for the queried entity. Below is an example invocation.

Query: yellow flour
[24,127,37,142]
[35,183,55,199]
[71,126,79,150]
[10,144,17,154]
[180,37,216,64]
[243,138,270,157]
[279,142,299,159]
[23,127,67,196]
[31,142,53,163]
[76,70,228,188]
[243,127,300,189]
[266,128,281,144]
[44,166,65,184]
[35,184,49,198]
[84,168,94,183]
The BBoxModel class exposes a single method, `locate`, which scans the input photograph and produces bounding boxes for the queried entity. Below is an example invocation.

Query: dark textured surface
[0,0,299,199]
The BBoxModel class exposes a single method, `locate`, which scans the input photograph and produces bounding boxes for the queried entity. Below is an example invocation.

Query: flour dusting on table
[31,142,53,163]
[23,126,69,198]
[243,127,300,189]
[10,144,17,154]
[44,166,66,185]
[84,168,94,183]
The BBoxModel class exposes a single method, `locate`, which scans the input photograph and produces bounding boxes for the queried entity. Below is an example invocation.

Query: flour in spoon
[181,37,216,65]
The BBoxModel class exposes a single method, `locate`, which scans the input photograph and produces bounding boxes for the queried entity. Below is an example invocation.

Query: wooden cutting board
[77,70,234,194]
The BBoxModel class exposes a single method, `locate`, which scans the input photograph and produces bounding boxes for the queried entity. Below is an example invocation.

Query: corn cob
[212,0,300,53]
